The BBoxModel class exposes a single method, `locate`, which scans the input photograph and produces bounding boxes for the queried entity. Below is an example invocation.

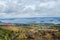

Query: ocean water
[0,17,60,24]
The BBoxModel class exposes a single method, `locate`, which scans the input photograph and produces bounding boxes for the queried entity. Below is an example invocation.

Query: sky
[0,0,60,18]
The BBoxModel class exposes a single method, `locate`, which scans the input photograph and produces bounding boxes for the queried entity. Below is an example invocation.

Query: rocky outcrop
[26,29,60,40]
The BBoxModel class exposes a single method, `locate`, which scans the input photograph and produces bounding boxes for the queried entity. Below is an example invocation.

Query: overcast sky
[0,0,60,18]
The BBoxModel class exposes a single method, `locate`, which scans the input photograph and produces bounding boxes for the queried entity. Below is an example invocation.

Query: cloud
[0,0,60,18]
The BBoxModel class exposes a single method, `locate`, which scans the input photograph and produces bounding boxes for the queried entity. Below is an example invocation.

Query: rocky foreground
[0,25,60,40]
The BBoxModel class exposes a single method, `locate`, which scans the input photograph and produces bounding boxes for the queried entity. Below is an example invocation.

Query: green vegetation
[0,28,13,40]
[0,23,60,40]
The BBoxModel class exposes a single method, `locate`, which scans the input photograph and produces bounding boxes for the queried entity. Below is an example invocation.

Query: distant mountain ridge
[0,17,60,24]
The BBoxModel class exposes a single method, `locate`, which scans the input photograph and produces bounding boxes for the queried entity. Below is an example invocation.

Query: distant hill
[0,21,2,23]
[0,17,60,24]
